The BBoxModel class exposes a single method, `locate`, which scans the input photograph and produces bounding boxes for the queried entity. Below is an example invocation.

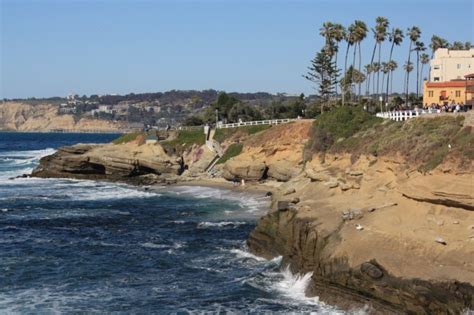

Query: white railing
[217,118,298,129]
[376,110,422,121]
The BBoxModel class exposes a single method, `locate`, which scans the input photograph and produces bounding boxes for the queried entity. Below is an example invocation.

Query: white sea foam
[169,185,270,216]
[197,221,247,229]
[229,248,267,262]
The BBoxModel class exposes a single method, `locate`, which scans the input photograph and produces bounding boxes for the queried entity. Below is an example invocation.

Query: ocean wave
[197,221,247,229]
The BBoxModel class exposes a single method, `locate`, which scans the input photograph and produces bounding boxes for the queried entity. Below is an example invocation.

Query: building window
[434,77,440,81]
[428,91,434,97]
[455,91,461,97]
[433,65,440,70]
[457,64,461,69]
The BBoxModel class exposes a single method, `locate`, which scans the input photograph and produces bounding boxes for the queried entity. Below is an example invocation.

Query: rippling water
[0,132,346,313]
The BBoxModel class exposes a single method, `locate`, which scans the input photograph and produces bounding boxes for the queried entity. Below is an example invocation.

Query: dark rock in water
[265,191,273,197]
[9,174,31,180]
[277,201,290,211]
[361,261,384,279]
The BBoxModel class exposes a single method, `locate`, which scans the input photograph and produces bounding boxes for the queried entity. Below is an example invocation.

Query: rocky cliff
[29,114,474,313]
[0,102,126,131]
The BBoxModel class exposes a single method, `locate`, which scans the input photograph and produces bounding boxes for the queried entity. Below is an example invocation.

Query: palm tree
[429,35,449,57]
[465,42,472,50]
[387,60,398,95]
[420,53,430,95]
[386,28,404,102]
[403,61,414,107]
[405,26,421,107]
[372,62,380,95]
[320,22,334,47]
[353,20,368,100]
[450,41,464,50]
[342,22,357,105]
[368,17,389,99]
[414,41,426,98]
[380,62,390,111]
[331,24,346,95]
[364,64,373,96]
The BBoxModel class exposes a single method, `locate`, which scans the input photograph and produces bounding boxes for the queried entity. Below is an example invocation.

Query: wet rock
[265,191,273,197]
[361,262,384,279]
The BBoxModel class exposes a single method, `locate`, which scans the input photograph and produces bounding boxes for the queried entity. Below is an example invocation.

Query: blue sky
[1,0,473,98]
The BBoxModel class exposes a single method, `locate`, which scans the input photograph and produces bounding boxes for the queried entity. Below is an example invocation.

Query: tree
[342,22,357,106]
[429,35,449,57]
[353,20,368,100]
[340,66,365,103]
[304,48,338,114]
[368,17,389,99]
[465,41,472,50]
[420,53,430,95]
[405,26,421,107]
[403,61,414,106]
[364,64,373,96]
[387,60,398,95]
[450,41,464,50]
[386,27,404,102]
[414,41,426,98]
[331,24,346,95]
[380,62,390,112]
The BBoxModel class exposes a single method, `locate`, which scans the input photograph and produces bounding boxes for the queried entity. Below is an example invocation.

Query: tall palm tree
[386,28,404,102]
[403,61,414,107]
[352,20,368,101]
[320,22,334,47]
[342,22,357,105]
[368,17,389,99]
[364,64,373,96]
[414,41,426,98]
[380,62,390,111]
[420,53,430,97]
[405,26,421,107]
[387,60,398,95]
[372,62,380,95]
[331,24,346,95]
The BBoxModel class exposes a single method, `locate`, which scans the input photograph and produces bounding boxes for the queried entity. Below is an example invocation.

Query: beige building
[430,48,474,82]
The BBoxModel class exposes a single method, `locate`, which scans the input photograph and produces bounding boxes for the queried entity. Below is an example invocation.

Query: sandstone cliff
[29,113,474,313]
[0,102,126,131]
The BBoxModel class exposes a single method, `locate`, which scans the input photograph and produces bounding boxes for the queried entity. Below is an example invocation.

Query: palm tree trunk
[416,51,420,98]
[342,42,350,106]
[390,71,394,95]
[386,41,395,104]
[381,72,386,112]
[351,44,357,103]
[334,50,339,95]
[368,42,377,96]
[358,43,363,102]
[405,41,412,108]
[420,63,425,99]
[376,43,381,99]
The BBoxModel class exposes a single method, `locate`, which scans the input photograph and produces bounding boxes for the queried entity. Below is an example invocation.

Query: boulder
[305,168,329,182]
[277,201,290,211]
[222,160,267,181]
[267,162,300,181]
[283,188,296,195]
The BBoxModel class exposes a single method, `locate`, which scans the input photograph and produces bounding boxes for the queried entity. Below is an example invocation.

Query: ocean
[0,132,345,314]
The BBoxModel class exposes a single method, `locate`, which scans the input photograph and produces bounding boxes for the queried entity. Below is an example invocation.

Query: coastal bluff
[30,112,474,314]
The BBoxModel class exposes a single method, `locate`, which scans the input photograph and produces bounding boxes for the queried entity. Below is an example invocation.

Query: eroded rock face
[222,160,267,181]
[267,162,301,182]
[247,208,474,314]
[32,143,183,179]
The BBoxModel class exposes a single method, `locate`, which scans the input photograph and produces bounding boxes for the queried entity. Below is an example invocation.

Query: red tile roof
[426,81,470,88]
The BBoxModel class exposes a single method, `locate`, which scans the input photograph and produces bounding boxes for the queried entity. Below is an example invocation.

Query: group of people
[423,102,472,113]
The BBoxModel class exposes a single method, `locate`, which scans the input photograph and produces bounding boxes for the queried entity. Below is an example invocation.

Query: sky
[1,0,473,99]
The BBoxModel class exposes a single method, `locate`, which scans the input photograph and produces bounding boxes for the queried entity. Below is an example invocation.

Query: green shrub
[160,129,206,155]
[217,143,243,164]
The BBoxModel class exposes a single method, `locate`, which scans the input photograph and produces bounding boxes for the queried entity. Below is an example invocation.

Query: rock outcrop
[33,142,183,180]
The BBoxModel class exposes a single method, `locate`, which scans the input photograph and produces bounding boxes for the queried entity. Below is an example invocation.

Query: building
[423,74,474,107]
[430,48,474,82]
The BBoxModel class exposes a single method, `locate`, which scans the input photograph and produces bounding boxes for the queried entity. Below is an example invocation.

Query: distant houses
[423,49,474,107]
